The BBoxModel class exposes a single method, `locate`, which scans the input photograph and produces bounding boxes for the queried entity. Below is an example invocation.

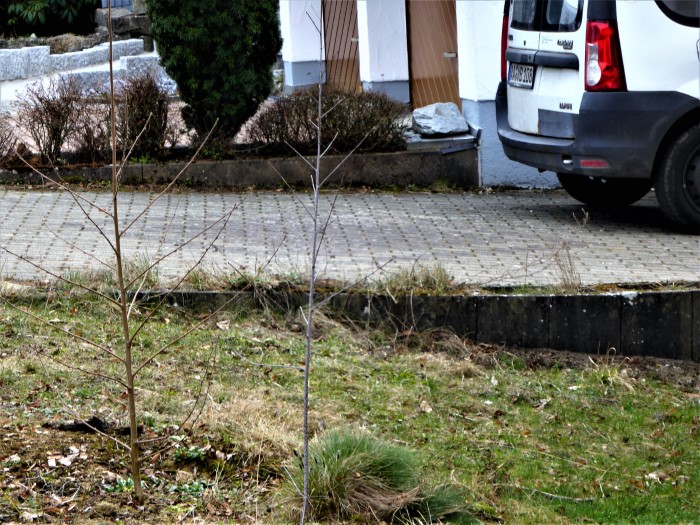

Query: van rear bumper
[496,81,700,179]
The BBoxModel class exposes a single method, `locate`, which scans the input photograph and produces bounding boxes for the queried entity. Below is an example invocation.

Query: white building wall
[279,0,325,90]
[356,0,410,102]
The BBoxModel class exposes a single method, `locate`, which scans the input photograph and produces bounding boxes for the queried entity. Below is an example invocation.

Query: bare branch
[13,150,115,220]
[314,258,395,311]
[128,205,237,342]
[305,9,321,34]
[320,98,344,121]
[319,132,339,158]
[133,224,288,377]
[1,300,123,362]
[266,160,315,222]
[133,290,240,376]
[61,403,130,450]
[0,246,121,307]
[40,348,126,388]
[510,484,596,503]
[121,119,219,236]
[124,203,238,291]
[13,150,120,259]
[115,113,154,181]
[45,229,116,272]
[230,348,304,372]
[320,129,372,187]
[138,356,215,446]
[126,267,150,323]
[283,140,316,171]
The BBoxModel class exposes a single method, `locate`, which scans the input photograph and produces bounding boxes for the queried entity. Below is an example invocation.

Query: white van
[496,0,700,232]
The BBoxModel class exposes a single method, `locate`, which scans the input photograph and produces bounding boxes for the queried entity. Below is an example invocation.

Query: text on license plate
[508,63,535,89]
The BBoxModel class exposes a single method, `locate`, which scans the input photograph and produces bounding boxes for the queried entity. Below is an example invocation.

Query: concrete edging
[0,147,480,189]
[149,288,699,361]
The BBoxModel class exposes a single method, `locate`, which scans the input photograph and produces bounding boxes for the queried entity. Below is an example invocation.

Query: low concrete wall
[153,289,699,361]
[1,147,480,189]
[332,290,698,360]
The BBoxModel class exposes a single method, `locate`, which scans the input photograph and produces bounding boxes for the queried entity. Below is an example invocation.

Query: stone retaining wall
[0,147,480,190]
[0,39,144,82]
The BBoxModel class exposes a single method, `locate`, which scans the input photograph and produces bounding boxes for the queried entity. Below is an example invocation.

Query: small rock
[412,102,469,137]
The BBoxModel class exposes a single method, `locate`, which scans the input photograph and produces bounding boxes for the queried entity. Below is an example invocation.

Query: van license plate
[508,63,535,89]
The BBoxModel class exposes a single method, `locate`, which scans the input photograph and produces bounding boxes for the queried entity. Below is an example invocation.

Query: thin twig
[0,246,120,307]
[124,206,236,290]
[230,349,304,371]
[115,113,153,181]
[61,403,130,450]
[13,151,115,219]
[120,119,219,236]
[44,229,116,272]
[39,349,126,388]
[133,288,242,376]
[511,484,595,503]
[127,205,237,342]
[2,300,123,362]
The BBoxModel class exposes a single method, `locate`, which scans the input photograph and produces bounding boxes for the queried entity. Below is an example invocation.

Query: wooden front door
[322,0,361,92]
[407,0,460,109]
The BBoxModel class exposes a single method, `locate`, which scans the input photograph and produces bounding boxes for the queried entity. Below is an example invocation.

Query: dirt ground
[483,346,700,392]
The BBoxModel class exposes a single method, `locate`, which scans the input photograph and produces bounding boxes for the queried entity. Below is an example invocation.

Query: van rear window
[511,0,583,32]
[656,0,700,27]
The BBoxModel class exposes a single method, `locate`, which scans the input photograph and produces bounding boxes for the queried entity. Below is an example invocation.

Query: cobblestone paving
[1,188,698,286]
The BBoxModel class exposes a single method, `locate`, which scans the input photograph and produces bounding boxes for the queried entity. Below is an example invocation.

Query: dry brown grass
[202,391,301,462]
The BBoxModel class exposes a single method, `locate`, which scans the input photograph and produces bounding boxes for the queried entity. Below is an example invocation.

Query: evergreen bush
[144,0,282,147]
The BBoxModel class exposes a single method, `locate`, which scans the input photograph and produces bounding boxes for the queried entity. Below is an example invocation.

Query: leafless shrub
[0,112,18,168]
[17,76,82,165]
[74,96,112,164]
[248,85,408,155]
[115,73,172,160]
[73,73,174,164]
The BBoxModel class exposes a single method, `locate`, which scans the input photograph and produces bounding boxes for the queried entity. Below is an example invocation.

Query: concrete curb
[0,146,480,189]
[143,288,698,361]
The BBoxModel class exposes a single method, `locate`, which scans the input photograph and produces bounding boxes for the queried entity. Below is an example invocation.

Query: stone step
[62,53,176,97]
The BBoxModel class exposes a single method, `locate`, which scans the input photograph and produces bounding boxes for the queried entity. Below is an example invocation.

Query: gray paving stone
[0,189,698,289]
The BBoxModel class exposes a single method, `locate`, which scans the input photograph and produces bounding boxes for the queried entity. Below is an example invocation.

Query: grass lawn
[1,291,699,524]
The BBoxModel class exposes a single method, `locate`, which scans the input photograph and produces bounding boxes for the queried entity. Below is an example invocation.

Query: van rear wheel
[655,123,700,234]
[557,173,653,208]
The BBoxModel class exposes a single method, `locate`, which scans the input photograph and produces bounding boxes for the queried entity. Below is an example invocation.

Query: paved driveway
[0,188,698,286]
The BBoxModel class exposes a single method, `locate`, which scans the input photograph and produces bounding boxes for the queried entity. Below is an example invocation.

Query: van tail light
[501,5,509,81]
[585,21,626,91]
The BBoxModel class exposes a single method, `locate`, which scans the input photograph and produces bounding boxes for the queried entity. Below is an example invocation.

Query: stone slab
[476,295,550,348]
[549,294,621,354]
[620,291,692,360]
